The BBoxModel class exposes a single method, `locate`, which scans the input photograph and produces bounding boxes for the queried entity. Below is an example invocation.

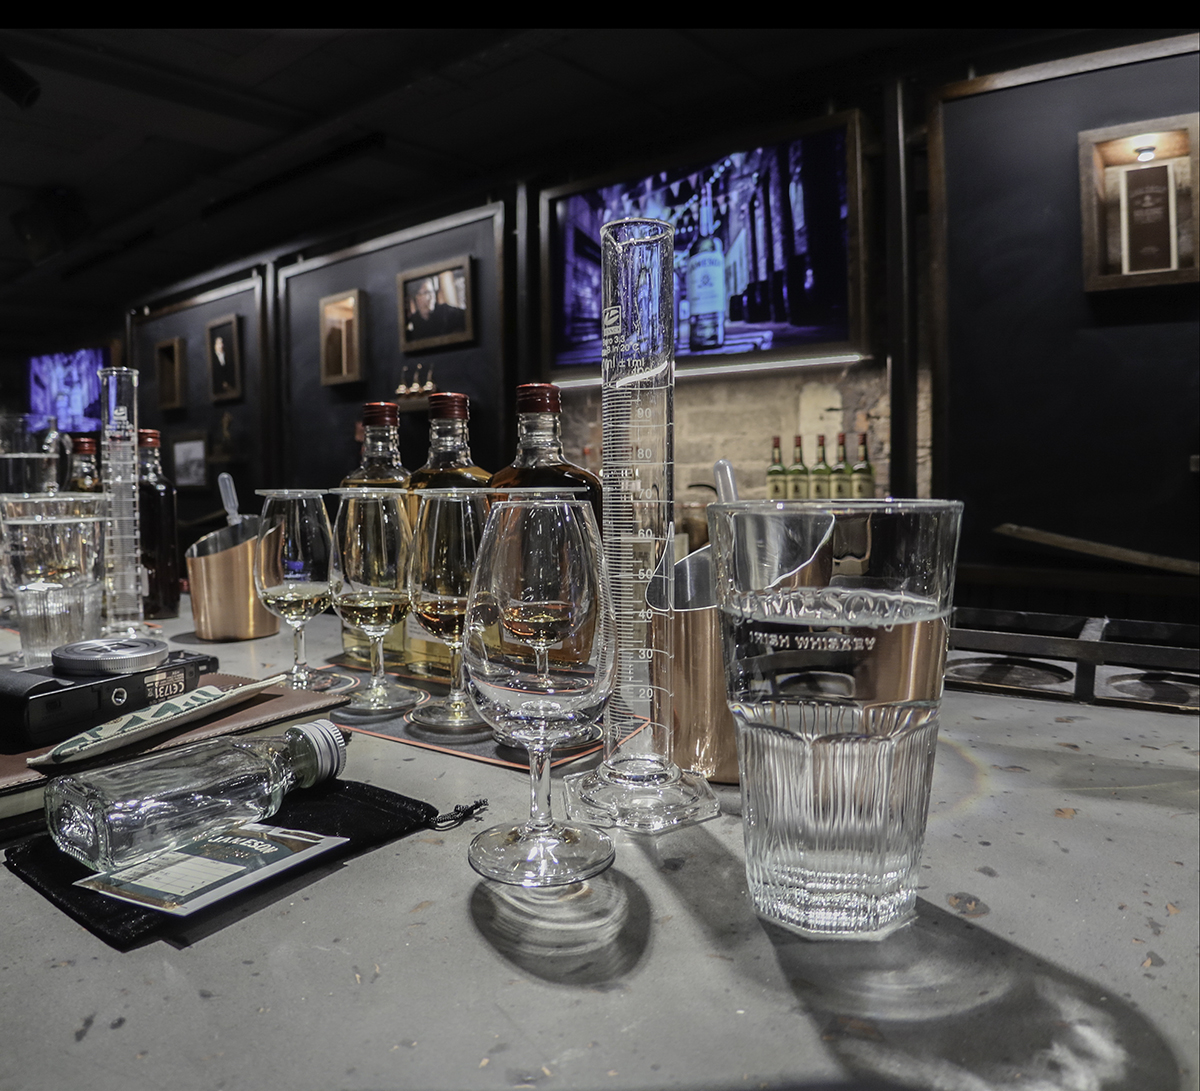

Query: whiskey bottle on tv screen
[686,182,726,351]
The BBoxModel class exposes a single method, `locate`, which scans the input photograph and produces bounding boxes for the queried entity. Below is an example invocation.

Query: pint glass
[708,499,962,939]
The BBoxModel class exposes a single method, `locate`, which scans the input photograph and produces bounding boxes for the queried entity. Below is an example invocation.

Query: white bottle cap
[294,719,347,783]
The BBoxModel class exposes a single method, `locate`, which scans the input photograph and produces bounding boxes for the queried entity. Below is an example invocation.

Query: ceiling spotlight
[0,53,40,109]
[1135,146,1156,162]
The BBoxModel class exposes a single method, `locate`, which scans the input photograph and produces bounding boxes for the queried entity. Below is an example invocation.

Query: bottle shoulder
[409,464,491,489]
[490,461,600,490]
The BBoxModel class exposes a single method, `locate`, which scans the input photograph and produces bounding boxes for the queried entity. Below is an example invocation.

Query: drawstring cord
[432,799,488,829]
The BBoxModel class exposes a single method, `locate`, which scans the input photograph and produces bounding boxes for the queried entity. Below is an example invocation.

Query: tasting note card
[74,824,347,916]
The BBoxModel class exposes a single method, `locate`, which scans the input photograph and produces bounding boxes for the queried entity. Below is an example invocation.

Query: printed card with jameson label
[74,823,347,916]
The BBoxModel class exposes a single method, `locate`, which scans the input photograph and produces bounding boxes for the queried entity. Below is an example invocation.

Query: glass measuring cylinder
[564,218,718,832]
[100,367,146,635]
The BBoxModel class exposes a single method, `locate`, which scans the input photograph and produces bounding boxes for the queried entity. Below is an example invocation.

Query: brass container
[651,546,739,784]
[185,518,278,641]
[672,599,739,783]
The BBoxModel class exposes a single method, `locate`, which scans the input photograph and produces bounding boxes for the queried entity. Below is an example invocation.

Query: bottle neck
[245,728,331,793]
[512,412,564,466]
[362,424,400,460]
[138,446,164,479]
[425,417,473,468]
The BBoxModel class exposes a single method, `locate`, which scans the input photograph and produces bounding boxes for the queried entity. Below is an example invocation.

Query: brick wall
[558,363,932,502]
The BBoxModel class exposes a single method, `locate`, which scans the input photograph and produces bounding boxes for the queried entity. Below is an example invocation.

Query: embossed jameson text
[749,629,877,652]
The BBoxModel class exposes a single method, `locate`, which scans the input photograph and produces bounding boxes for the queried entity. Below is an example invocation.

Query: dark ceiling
[0,27,1186,356]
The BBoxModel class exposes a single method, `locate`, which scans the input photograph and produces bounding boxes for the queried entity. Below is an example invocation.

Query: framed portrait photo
[171,434,208,490]
[319,289,363,385]
[206,314,242,402]
[154,336,185,410]
[397,256,474,353]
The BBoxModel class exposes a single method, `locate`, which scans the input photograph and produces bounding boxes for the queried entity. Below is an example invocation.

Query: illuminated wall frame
[1079,112,1198,291]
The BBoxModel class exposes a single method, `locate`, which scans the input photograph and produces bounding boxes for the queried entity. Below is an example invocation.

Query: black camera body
[0,649,220,750]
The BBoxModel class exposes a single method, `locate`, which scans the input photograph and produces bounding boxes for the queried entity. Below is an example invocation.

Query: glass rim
[709,498,964,514]
[329,487,407,497]
[487,485,588,495]
[255,489,326,498]
[600,216,673,244]
[491,496,591,508]
[0,491,104,501]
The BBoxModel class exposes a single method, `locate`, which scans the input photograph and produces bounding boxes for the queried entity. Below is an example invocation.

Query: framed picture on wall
[206,314,242,402]
[1078,113,1199,291]
[172,433,208,490]
[397,256,474,353]
[155,337,185,410]
[319,289,363,384]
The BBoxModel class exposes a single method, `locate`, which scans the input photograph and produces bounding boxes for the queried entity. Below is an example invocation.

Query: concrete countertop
[0,603,1195,1091]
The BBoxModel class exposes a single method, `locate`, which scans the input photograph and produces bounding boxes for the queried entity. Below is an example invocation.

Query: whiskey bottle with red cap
[488,383,602,529]
[404,392,490,678]
[339,402,411,670]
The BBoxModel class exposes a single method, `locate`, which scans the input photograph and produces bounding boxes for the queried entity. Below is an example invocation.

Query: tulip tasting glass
[708,499,962,939]
[463,498,617,886]
[329,488,421,713]
[253,490,336,692]
[407,489,490,730]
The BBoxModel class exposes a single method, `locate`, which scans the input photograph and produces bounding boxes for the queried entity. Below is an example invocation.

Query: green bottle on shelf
[786,434,808,498]
[851,431,876,498]
[766,436,787,499]
[830,431,851,499]
[809,434,833,499]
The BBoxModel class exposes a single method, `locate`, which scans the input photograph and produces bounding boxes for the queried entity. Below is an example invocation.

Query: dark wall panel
[280,205,506,489]
[942,52,1198,566]
[130,273,266,540]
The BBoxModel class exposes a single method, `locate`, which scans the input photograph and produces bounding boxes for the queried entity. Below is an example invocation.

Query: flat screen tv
[28,347,107,433]
[540,109,865,383]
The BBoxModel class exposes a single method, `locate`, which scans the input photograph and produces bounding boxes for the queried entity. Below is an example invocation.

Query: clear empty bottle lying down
[45,720,346,872]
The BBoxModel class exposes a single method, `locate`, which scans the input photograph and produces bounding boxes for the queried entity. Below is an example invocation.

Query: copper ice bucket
[652,546,739,784]
[185,518,278,641]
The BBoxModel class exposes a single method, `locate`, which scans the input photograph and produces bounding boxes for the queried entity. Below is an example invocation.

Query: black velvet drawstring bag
[4,780,485,950]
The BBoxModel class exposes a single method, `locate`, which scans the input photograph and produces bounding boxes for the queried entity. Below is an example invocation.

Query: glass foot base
[344,680,422,713]
[408,698,486,731]
[283,666,336,692]
[468,822,615,887]
[563,761,720,832]
[102,621,155,637]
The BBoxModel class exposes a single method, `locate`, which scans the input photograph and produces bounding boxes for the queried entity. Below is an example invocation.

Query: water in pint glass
[708,499,962,939]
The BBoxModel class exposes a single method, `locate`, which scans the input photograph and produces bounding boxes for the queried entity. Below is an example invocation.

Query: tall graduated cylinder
[708,499,962,939]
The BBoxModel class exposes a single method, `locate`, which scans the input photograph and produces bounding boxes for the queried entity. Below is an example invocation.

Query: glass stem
[292,622,308,673]
[369,633,386,691]
[446,643,467,709]
[527,745,554,833]
[534,645,550,682]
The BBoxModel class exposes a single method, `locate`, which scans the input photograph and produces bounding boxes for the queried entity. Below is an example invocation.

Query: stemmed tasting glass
[253,490,335,692]
[407,489,490,730]
[463,497,616,886]
[329,488,421,713]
